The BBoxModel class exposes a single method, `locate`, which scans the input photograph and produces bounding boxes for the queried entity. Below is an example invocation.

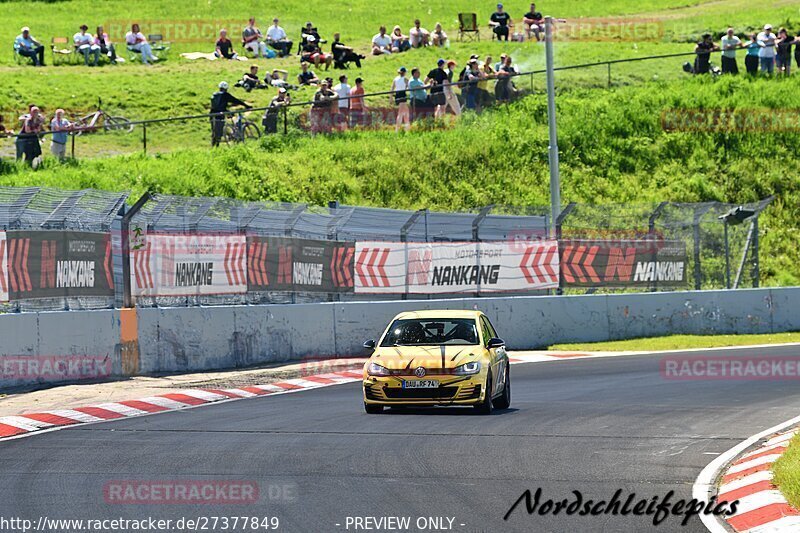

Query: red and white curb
[0,370,364,442]
[695,415,800,533]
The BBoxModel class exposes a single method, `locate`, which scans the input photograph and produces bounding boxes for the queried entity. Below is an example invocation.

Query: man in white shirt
[333,74,351,131]
[74,24,101,66]
[372,26,393,55]
[720,27,742,74]
[266,18,292,57]
[757,24,777,74]
[409,19,430,48]
[242,18,270,58]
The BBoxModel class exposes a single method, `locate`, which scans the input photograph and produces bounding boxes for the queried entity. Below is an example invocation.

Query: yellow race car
[362,310,510,414]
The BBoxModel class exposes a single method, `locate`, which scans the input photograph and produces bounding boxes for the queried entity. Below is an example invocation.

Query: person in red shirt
[349,77,368,127]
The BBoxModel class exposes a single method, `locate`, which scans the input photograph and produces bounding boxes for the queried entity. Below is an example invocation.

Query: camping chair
[13,45,35,65]
[458,13,480,42]
[148,34,171,58]
[51,37,76,65]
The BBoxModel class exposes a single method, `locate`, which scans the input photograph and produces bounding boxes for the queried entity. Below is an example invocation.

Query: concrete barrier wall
[2,288,799,388]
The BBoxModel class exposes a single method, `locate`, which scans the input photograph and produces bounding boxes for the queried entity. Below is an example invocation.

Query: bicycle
[222,110,261,144]
[71,98,134,136]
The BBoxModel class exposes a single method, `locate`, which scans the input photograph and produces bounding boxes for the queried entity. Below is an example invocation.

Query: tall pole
[545,16,560,239]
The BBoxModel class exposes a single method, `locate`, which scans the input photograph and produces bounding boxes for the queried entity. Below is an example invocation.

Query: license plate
[403,380,440,389]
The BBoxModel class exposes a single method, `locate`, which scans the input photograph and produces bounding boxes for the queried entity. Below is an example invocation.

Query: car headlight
[453,361,481,375]
[367,362,391,376]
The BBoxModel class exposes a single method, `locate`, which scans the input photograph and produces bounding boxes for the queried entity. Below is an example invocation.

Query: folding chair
[51,37,76,65]
[148,34,171,58]
[458,13,480,42]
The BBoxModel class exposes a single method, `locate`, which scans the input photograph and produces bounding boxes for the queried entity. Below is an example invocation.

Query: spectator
[301,35,332,70]
[495,53,507,71]
[444,60,461,116]
[408,67,429,119]
[126,24,159,64]
[74,25,101,66]
[0,115,13,137]
[776,28,795,76]
[744,33,760,75]
[523,3,544,41]
[14,27,45,66]
[94,26,117,64]
[426,59,449,119]
[236,64,265,91]
[263,87,290,134]
[496,55,517,102]
[333,74,351,131]
[311,80,336,134]
[349,77,368,127]
[410,19,430,48]
[301,22,324,47]
[331,33,365,68]
[210,81,250,147]
[694,33,718,74]
[17,106,44,167]
[215,29,238,60]
[391,66,410,132]
[298,62,320,85]
[479,56,496,107]
[432,23,448,47]
[757,24,777,74]
[266,18,293,57]
[391,26,411,52]
[242,18,273,59]
[490,4,513,41]
[372,26,394,55]
[720,28,741,74]
[464,59,484,111]
[49,109,71,160]
[267,69,296,90]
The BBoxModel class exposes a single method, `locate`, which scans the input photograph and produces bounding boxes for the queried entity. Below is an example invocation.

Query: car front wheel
[493,365,511,410]
[474,372,493,415]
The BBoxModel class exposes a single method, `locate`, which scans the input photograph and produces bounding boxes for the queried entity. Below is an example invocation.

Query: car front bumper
[362,373,486,406]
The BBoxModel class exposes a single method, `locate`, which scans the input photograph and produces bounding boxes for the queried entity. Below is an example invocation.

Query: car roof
[393,310,483,320]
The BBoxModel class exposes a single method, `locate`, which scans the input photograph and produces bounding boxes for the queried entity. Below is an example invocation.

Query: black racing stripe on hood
[450,348,465,361]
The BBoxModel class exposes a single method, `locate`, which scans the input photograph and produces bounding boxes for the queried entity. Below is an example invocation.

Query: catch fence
[0,186,772,312]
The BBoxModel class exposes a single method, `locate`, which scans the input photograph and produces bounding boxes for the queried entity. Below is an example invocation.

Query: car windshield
[380,318,479,346]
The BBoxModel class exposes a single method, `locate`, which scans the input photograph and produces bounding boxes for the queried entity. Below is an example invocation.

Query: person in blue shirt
[14,27,45,66]
[408,68,430,119]
[50,109,72,160]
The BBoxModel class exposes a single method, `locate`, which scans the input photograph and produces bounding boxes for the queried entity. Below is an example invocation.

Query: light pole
[545,16,560,239]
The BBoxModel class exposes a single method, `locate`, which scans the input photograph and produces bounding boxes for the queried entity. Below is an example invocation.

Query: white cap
[21,26,30,32]
[218,81,229,90]
[764,24,772,30]
[307,35,316,42]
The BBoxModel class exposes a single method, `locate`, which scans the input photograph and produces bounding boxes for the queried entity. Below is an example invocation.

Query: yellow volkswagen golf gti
[362,310,510,414]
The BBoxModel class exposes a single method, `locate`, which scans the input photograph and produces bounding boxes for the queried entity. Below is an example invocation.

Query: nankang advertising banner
[131,234,247,297]
[354,241,559,295]
[2,231,114,301]
[561,239,687,288]
[246,236,354,293]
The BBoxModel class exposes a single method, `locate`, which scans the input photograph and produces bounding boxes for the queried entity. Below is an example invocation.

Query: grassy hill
[1,0,799,284]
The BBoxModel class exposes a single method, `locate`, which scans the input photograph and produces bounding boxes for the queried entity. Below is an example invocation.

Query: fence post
[283,106,288,135]
[692,204,712,290]
[70,134,75,159]
[724,220,731,289]
[752,216,759,288]
[607,62,611,87]
[555,202,577,295]
[121,192,152,308]
[647,201,668,292]
[400,209,427,300]
[471,205,494,298]
[733,219,756,289]
[142,123,147,154]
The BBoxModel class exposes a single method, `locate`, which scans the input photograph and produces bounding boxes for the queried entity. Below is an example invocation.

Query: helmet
[218,81,229,90]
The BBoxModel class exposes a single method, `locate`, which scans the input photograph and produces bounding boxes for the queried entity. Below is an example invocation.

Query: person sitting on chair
[490,3,513,41]
[301,35,331,70]
[215,29,238,60]
[266,18,292,57]
[242,17,272,58]
[94,26,117,64]
[331,33,365,68]
[523,3,544,41]
[74,25,101,66]
[14,27,45,66]
[126,24,159,64]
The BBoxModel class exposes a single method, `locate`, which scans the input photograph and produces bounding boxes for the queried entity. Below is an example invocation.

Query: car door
[482,315,507,394]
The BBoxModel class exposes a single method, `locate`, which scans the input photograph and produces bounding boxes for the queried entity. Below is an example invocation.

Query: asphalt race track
[2,346,800,533]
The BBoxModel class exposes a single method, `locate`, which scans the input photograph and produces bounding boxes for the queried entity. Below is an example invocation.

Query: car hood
[369,345,482,372]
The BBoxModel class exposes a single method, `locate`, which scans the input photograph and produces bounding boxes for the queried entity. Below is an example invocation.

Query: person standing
[444,60,461,117]
[18,106,45,167]
[349,77,368,127]
[744,33,760,75]
[757,24,777,75]
[391,67,410,132]
[408,68,429,120]
[333,75,351,131]
[776,28,795,76]
[720,28,741,74]
[311,80,336,135]
[425,59,449,119]
[49,109,71,160]
[210,81,250,147]
[464,59,484,111]
[263,88,290,134]
[694,33,718,74]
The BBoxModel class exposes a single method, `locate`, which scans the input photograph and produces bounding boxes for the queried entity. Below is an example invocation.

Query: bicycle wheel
[241,122,261,143]
[221,124,236,145]
[71,117,89,136]
[106,116,134,133]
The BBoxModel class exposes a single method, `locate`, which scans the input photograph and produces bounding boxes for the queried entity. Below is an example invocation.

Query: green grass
[773,433,800,509]
[549,332,800,351]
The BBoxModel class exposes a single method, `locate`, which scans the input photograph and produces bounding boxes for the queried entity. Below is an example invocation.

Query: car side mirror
[487,338,505,349]
[363,339,376,350]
